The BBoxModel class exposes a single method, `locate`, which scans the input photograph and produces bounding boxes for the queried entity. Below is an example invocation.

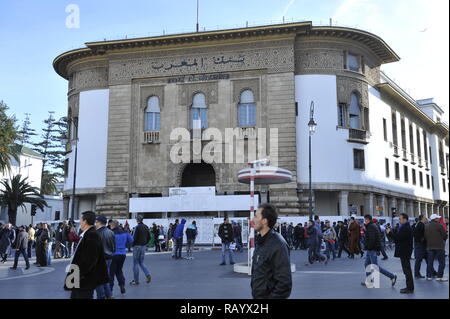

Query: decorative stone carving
[73,67,109,92]
[232,78,260,102]
[336,75,369,109]
[178,82,219,106]
[68,93,79,116]
[140,85,165,109]
[109,46,294,85]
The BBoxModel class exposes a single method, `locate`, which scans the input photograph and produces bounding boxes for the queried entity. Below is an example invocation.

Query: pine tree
[18,113,38,149]
[50,116,68,178]
[32,111,59,180]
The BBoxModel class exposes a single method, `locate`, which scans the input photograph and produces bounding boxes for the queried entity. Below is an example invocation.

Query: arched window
[145,96,160,131]
[348,93,361,129]
[238,90,256,127]
[191,93,208,129]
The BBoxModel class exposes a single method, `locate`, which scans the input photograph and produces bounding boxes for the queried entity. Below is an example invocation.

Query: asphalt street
[0,248,448,299]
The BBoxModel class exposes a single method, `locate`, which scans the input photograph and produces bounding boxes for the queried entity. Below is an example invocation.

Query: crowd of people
[0,207,448,299]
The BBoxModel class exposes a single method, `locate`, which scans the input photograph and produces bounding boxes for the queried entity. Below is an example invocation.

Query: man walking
[110,220,133,295]
[337,221,350,258]
[323,220,337,261]
[64,211,109,299]
[361,215,397,288]
[10,226,30,270]
[130,215,152,285]
[185,220,198,259]
[413,215,428,278]
[388,213,414,294]
[95,216,116,299]
[374,219,388,260]
[424,214,448,281]
[251,203,292,299]
[232,221,243,253]
[218,217,235,265]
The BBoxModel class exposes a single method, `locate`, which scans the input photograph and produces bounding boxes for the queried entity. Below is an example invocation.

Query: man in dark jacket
[412,215,428,278]
[64,211,109,299]
[36,223,49,267]
[218,217,235,265]
[173,218,186,259]
[130,215,151,285]
[388,213,414,293]
[251,203,292,299]
[362,215,397,288]
[10,226,30,270]
[95,215,116,299]
[424,214,448,281]
[337,221,350,258]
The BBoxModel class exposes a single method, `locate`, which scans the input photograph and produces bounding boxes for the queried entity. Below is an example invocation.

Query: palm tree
[0,174,47,225]
[41,170,58,195]
[0,101,20,173]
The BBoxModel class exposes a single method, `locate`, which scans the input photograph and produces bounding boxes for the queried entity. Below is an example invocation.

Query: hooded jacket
[174,219,186,240]
[186,224,198,241]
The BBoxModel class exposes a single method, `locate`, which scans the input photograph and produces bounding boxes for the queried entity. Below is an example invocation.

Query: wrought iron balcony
[402,149,408,161]
[238,126,257,139]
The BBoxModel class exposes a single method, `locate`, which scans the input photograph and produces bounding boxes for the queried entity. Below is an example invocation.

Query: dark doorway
[181,162,216,187]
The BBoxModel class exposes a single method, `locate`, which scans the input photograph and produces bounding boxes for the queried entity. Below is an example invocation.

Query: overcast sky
[0,0,448,133]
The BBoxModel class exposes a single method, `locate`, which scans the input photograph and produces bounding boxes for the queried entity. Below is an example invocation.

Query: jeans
[414,242,427,276]
[186,239,195,257]
[46,242,52,265]
[95,258,112,299]
[325,241,336,260]
[110,254,126,292]
[221,241,235,264]
[338,240,350,257]
[233,237,243,252]
[61,241,68,257]
[365,250,395,280]
[13,248,30,268]
[427,249,446,278]
[133,245,150,282]
[175,238,183,259]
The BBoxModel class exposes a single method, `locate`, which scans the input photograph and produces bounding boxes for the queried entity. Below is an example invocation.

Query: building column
[379,195,387,217]
[339,191,349,216]
[422,203,428,218]
[399,199,406,214]
[406,200,414,216]
[389,197,397,217]
[416,201,421,218]
[364,193,374,216]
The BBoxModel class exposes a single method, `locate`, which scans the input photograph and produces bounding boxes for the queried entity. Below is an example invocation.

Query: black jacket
[97,226,116,259]
[12,230,28,250]
[364,222,381,251]
[251,229,292,299]
[392,222,413,258]
[133,223,150,246]
[64,226,109,290]
[412,221,426,244]
[218,223,233,243]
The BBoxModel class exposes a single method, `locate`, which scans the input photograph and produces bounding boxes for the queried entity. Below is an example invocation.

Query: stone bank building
[53,22,449,220]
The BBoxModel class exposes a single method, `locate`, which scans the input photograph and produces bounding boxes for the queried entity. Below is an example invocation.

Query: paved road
[0,248,448,299]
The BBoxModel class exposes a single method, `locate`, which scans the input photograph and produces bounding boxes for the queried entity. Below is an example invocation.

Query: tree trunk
[8,207,17,226]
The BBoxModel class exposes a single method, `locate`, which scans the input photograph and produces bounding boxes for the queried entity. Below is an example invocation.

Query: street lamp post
[308,101,317,221]
[70,119,78,222]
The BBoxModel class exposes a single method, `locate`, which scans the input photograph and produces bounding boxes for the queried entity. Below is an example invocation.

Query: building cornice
[53,22,400,80]
[376,82,449,137]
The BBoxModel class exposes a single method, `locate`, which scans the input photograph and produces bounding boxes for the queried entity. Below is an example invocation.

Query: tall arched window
[238,90,256,127]
[191,93,208,129]
[348,93,361,129]
[145,96,160,131]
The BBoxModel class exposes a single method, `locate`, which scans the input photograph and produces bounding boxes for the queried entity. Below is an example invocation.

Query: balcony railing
[402,149,408,161]
[418,157,423,167]
[441,165,447,176]
[238,127,257,139]
[410,154,416,165]
[348,128,368,144]
[144,131,160,143]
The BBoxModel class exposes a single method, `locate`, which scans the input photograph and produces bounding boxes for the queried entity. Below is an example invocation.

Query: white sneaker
[426,277,433,281]
[436,277,448,282]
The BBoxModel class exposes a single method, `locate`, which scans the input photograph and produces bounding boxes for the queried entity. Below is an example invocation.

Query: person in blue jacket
[109,220,133,294]
[173,219,186,259]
